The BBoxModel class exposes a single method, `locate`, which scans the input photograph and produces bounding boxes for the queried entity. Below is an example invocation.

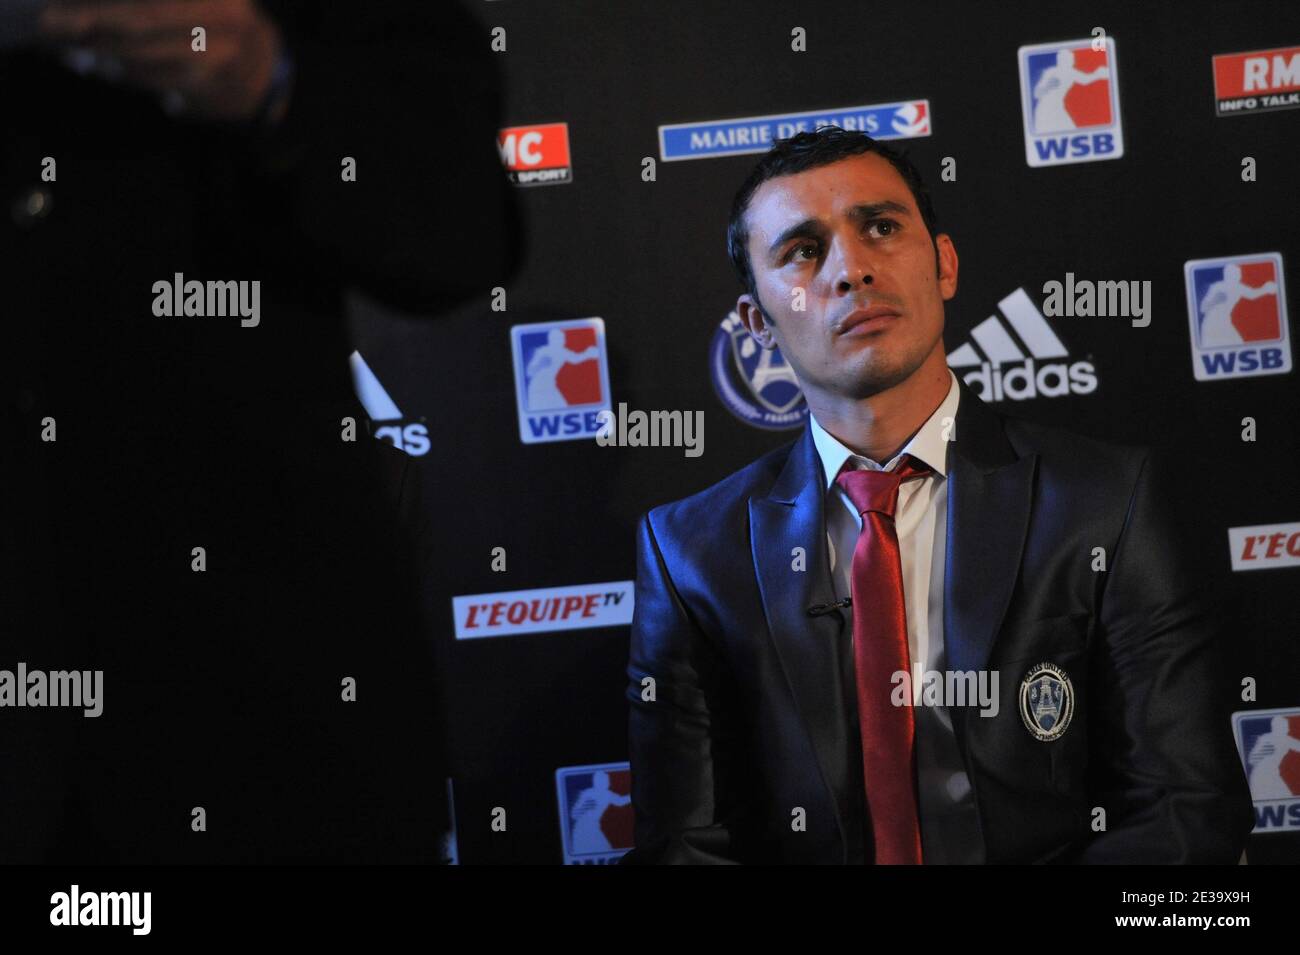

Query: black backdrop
[357,0,1300,864]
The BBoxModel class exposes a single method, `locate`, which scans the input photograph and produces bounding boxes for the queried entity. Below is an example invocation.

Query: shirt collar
[809,367,961,489]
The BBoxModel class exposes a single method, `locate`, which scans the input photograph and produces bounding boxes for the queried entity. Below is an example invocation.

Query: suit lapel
[749,424,853,860]
[943,376,1037,675]
[942,376,1037,772]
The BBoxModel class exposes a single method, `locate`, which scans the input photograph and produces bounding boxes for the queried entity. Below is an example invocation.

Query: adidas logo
[946,288,1098,401]
[348,350,431,456]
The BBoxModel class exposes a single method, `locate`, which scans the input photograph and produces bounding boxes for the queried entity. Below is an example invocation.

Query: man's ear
[736,293,777,349]
[936,233,959,301]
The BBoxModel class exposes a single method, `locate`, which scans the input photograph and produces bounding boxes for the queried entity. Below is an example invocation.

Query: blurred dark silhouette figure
[1,0,519,862]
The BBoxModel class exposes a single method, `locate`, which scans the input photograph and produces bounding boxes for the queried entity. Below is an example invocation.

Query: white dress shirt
[808,367,982,864]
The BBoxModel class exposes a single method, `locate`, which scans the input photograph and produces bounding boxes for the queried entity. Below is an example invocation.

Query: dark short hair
[726,125,939,318]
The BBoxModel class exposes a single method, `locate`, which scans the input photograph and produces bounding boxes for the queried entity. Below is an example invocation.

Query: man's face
[736,153,958,402]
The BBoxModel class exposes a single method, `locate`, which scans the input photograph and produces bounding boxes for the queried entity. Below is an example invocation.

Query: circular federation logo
[709,311,808,431]
[1019,662,1075,741]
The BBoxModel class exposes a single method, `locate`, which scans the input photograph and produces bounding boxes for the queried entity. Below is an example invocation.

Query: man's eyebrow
[765,201,912,259]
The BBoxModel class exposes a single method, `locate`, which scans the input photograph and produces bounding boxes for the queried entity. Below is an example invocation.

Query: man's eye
[791,242,819,261]
[867,219,899,238]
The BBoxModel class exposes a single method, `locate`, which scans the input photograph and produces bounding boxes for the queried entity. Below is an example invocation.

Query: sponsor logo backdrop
[346,0,1299,863]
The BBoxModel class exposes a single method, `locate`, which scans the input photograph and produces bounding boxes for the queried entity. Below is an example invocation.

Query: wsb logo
[1018,37,1125,168]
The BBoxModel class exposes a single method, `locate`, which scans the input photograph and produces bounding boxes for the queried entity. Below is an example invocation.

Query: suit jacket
[622,375,1255,864]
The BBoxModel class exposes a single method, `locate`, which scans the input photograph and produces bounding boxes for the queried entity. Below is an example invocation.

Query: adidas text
[958,359,1097,402]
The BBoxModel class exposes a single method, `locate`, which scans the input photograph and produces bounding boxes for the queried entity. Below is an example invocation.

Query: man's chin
[838,354,919,399]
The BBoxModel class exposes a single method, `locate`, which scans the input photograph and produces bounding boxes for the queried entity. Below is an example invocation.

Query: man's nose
[832,235,878,292]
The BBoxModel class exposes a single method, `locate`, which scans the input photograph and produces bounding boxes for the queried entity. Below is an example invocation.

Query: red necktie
[835,453,933,865]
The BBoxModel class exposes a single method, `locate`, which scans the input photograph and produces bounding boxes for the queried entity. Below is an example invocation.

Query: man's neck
[808,354,951,465]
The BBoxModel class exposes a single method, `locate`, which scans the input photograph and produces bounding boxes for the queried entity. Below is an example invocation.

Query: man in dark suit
[621,126,1254,864]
